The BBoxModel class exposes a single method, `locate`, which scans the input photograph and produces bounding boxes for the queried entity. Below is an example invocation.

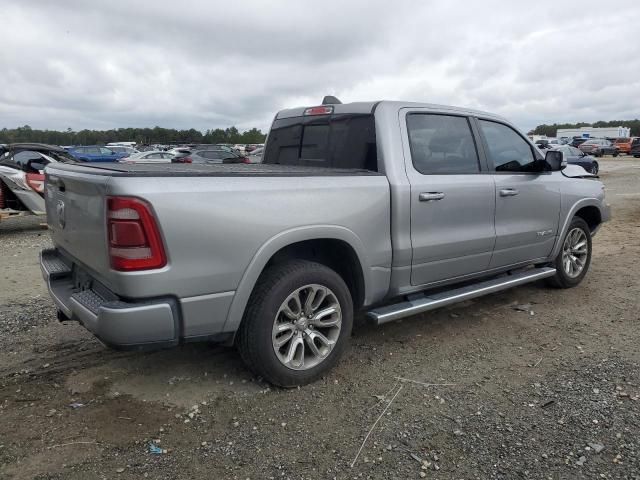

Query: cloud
[1,0,638,133]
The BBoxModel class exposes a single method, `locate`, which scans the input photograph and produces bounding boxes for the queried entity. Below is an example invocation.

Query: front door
[476,119,561,268]
[403,111,496,286]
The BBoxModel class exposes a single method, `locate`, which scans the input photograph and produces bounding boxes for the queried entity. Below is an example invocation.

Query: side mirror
[545,150,566,171]
[111,151,116,155]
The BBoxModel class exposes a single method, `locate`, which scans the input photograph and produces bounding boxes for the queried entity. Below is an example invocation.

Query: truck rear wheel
[236,260,353,387]
[546,217,592,288]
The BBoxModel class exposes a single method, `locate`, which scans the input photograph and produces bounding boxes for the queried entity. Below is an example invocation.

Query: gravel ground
[0,158,639,479]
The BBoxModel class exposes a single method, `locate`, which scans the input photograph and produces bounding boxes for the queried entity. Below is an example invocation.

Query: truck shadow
[72,281,551,405]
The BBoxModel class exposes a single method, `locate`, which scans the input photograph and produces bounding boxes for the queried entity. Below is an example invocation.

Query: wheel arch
[574,205,602,232]
[222,226,373,336]
[550,199,605,259]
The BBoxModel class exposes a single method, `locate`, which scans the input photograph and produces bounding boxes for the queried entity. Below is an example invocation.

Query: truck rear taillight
[107,197,167,271]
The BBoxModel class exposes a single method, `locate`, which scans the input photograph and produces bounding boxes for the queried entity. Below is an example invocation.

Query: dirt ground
[1,158,639,480]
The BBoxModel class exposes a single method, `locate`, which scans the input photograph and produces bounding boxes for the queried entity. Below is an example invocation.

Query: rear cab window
[263,112,377,171]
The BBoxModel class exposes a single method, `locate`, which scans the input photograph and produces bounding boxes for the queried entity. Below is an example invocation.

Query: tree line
[530,119,640,137]
[0,125,267,146]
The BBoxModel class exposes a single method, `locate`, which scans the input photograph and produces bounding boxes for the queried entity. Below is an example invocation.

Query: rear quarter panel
[105,174,392,316]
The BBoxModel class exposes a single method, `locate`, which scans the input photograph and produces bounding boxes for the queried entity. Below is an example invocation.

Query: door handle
[419,192,445,202]
[499,188,519,197]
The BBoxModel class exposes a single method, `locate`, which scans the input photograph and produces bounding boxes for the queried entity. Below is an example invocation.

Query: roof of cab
[275,100,507,123]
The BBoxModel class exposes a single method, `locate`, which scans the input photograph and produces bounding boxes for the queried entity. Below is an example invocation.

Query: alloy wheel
[561,228,588,278]
[272,284,342,370]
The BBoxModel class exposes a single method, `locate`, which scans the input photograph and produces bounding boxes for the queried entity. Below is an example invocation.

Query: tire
[546,217,592,289]
[591,162,599,175]
[613,152,619,157]
[236,260,353,387]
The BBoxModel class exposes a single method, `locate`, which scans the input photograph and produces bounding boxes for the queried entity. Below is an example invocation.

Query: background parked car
[534,139,552,150]
[0,143,76,217]
[120,151,174,164]
[613,137,637,155]
[173,148,249,164]
[552,145,599,174]
[66,146,128,162]
[246,146,264,163]
[570,137,589,147]
[168,148,193,163]
[107,145,138,157]
[232,144,247,154]
[578,139,619,157]
[630,138,640,158]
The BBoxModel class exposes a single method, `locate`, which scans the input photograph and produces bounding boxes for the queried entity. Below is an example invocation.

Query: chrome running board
[367,267,556,325]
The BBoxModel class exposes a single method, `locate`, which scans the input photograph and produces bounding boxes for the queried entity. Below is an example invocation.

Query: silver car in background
[120,151,174,164]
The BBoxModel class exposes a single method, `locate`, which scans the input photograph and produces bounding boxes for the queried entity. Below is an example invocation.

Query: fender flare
[549,198,606,259]
[221,225,372,334]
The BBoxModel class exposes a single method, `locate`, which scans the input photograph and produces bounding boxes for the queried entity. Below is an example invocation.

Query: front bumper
[40,249,179,349]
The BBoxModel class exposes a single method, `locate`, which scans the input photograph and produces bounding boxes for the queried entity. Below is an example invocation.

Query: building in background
[556,126,631,140]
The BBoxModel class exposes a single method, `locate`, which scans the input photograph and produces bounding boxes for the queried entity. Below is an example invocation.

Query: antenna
[322,96,342,105]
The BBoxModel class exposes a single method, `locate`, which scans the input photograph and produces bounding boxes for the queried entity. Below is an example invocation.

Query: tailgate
[45,166,111,280]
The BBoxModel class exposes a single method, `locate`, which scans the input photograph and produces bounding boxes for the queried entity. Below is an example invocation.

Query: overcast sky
[2,0,639,133]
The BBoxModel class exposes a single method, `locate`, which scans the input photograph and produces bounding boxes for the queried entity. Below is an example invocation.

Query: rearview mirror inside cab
[545,150,566,171]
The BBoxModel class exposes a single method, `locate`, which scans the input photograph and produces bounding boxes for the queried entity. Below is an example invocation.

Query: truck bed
[50,162,382,177]
[43,161,392,343]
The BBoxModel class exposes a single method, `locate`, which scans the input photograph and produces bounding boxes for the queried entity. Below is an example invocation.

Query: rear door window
[406,114,480,174]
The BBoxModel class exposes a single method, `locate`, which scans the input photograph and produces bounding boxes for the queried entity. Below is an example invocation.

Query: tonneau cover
[47,162,382,177]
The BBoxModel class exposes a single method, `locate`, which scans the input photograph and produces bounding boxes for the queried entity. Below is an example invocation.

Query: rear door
[401,110,496,286]
[477,119,561,268]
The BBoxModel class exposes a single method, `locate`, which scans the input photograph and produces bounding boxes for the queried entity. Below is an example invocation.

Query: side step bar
[367,267,556,325]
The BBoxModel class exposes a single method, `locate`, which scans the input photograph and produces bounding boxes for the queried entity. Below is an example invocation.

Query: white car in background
[119,151,174,164]
[246,146,263,163]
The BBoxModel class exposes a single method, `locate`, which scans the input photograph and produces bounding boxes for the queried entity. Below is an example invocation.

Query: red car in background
[614,137,638,155]
[0,143,77,221]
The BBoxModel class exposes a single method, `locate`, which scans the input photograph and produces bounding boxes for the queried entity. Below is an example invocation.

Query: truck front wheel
[546,217,592,288]
[236,260,353,387]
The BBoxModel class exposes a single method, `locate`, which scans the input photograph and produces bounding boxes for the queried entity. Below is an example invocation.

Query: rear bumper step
[40,248,179,349]
[367,267,556,325]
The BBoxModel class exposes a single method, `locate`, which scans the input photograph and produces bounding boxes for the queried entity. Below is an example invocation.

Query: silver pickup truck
[40,98,610,386]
